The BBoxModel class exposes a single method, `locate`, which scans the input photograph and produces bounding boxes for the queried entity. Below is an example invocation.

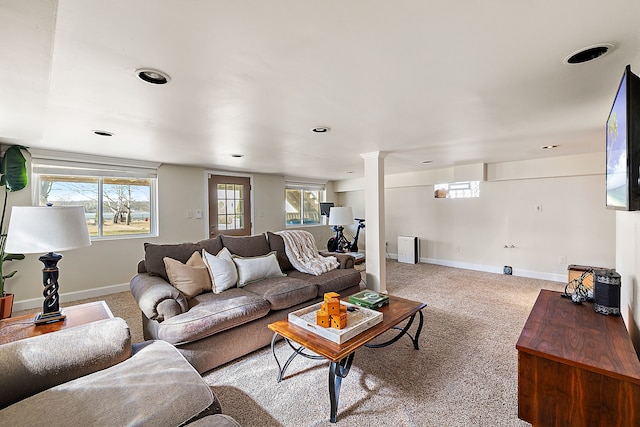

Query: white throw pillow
[202,247,238,293]
[232,251,286,287]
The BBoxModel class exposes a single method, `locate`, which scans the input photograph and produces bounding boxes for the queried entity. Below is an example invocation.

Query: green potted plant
[0,145,28,318]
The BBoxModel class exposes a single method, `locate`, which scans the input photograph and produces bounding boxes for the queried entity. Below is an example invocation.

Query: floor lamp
[5,205,91,324]
[328,207,353,253]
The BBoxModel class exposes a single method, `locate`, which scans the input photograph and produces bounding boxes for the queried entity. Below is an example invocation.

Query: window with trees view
[32,155,158,239]
[285,183,324,226]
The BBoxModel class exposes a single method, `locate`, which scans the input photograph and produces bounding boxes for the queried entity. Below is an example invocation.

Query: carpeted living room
[2,1,640,427]
[13,259,566,426]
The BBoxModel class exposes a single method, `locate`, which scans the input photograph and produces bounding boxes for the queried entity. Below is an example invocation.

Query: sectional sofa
[130,232,363,373]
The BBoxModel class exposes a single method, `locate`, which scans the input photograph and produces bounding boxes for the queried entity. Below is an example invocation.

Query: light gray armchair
[0,317,240,427]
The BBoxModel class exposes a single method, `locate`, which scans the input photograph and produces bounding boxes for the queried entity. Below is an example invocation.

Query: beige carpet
[202,261,563,427]
[13,260,563,426]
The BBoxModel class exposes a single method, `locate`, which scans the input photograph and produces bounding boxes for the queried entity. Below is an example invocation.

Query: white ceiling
[2,0,640,181]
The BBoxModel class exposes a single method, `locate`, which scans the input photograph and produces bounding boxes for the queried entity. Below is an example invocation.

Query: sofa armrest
[130,273,188,322]
[320,252,355,269]
[0,317,131,409]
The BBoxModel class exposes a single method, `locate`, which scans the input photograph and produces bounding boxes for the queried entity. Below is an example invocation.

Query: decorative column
[360,151,387,293]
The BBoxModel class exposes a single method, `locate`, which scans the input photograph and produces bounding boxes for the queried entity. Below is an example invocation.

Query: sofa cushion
[145,242,200,281]
[266,231,294,272]
[287,268,362,296]
[221,234,270,257]
[242,276,318,310]
[163,252,212,299]
[232,251,286,287]
[202,248,238,294]
[198,235,224,257]
[156,288,271,344]
[0,340,214,427]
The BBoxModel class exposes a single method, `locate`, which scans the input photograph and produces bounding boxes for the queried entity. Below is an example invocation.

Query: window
[32,153,159,239]
[216,184,245,231]
[434,181,480,199]
[285,181,325,226]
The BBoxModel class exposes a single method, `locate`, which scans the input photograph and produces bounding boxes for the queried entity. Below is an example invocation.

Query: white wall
[253,174,285,233]
[615,212,640,354]
[336,153,615,282]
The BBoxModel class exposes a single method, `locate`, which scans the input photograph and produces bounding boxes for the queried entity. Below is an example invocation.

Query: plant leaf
[0,145,28,192]
[3,253,24,262]
[2,270,17,280]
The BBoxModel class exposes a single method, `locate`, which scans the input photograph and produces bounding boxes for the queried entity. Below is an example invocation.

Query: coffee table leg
[328,353,355,423]
[271,333,326,383]
[364,309,424,349]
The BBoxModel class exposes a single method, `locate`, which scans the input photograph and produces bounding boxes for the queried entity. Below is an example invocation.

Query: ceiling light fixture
[312,126,331,133]
[564,43,613,64]
[93,130,114,137]
[230,154,244,158]
[136,68,171,85]
[421,160,433,164]
[542,145,559,150]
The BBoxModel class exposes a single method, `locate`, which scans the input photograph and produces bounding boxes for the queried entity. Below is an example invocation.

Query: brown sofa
[130,232,362,374]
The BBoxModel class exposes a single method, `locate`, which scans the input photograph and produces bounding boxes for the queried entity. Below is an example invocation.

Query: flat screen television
[606,65,640,211]
[319,202,334,216]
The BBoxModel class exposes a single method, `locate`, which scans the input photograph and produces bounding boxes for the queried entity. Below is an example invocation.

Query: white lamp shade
[328,207,354,226]
[5,206,92,254]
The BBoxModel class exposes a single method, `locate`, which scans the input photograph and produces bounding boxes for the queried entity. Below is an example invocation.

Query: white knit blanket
[276,230,339,276]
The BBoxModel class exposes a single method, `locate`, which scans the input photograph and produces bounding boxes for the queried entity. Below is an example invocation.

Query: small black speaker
[593,269,621,316]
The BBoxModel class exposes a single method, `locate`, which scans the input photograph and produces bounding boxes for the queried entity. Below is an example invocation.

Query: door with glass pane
[208,174,251,237]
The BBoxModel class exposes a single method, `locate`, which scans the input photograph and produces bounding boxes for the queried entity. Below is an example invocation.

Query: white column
[360,151,387,293]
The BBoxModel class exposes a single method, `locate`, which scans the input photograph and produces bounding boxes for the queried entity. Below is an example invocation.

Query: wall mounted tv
[319,202,334,216]
[606,64,640,211]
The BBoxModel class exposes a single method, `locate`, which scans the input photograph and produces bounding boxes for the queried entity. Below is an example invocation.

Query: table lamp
[5,205,91,324]
[328,207,353,253]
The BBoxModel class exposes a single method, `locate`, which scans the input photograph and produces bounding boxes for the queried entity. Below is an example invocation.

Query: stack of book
[348,290,389,309]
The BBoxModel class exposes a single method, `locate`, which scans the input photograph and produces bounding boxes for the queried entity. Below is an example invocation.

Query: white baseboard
[13,283,130,312]
[388,253,565,282]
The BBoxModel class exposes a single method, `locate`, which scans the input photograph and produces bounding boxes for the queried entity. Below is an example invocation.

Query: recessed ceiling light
[542,145,558,149]
[564,43,613,64]
[230,154,244,158]
[93,130,114,137]
[136,68,171,85]
[311,126,331,133]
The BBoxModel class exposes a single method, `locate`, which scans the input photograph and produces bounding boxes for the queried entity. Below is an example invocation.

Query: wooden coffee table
[268,294,426,423]
[0,300,114,345]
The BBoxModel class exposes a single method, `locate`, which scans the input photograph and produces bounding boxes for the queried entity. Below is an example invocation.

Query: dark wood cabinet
[517,290,640,427]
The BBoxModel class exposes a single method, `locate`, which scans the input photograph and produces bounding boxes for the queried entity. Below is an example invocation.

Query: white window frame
[285,180,326,227]
[30,149,160,240]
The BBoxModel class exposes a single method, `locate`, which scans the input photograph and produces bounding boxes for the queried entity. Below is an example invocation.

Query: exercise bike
[327,218,365,253]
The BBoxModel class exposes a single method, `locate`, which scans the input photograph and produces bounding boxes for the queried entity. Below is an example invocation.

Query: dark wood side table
[516,289,640,427]
[0,300,114,345]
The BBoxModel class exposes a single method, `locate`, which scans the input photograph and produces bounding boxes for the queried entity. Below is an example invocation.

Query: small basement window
[434,181,480,199]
